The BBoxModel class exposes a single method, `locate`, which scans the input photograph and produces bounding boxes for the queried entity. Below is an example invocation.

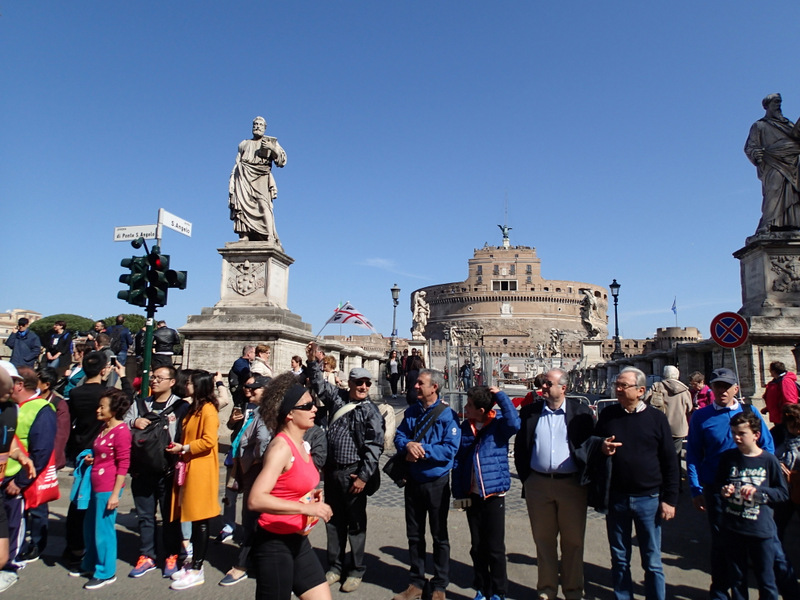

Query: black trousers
[466,493,507,597]
[404,474,451,592]
[324,465,368,577]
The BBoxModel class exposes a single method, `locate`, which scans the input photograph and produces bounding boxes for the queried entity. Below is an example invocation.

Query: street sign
[113,225,157,242]
[159,208,192,237]
[710,312,749,349]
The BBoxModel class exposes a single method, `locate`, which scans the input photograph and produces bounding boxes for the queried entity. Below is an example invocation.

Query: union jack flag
[325,301,377,332]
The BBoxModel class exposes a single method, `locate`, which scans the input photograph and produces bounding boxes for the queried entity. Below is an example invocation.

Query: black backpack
[108,327,123,355]
[130,397,180,475]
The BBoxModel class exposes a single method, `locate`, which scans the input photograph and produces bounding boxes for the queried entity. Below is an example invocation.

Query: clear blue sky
[3,2,799,342]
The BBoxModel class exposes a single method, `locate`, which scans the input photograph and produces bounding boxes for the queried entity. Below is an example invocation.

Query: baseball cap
[709,368,737,386]
[245,375,271,389]
[0,360,21,380]
[348,368,372,381]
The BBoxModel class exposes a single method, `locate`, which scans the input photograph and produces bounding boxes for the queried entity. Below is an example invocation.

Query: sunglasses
[353,379,372,388]
[292,401,315,412]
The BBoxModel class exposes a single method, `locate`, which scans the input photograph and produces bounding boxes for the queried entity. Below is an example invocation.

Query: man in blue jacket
[453,385,519,600]
[392,369,461,600]
[4,319,41,368]
[686,367,798,600]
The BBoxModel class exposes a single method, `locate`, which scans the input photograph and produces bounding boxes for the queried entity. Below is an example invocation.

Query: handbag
[175,460,187,487]
[14,436,60,509]
[382,403,447,488]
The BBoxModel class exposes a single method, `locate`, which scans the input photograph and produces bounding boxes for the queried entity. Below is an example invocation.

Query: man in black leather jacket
[151,321,180,369]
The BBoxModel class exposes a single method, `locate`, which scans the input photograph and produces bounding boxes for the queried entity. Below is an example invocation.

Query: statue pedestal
[577,339,603,369]
[725,233,800,399]
[180,241,312,374]
[216,241,292,309]
[735,232,800,318]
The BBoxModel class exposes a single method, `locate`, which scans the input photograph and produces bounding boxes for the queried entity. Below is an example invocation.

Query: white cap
[0,360,21,380]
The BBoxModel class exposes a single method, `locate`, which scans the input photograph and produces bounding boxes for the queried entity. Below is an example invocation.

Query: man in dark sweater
[596,367,678,600]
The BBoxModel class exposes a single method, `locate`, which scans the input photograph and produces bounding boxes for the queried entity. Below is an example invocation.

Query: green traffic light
[167,270,187,290]
[119,255,148,307]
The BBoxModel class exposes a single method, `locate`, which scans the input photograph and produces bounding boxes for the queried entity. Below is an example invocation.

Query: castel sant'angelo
[411,228,610,365]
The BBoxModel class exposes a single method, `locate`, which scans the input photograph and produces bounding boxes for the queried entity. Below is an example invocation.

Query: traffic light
[146,245,170,306]
[167,269,188,290]
[118,256,148,307]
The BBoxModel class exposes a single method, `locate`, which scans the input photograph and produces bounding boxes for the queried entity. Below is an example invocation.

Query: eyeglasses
[352,379,372,388]
[541,380,559,387]
[151,376,172,383]
[614,382,637,390]
[292,401,315,411]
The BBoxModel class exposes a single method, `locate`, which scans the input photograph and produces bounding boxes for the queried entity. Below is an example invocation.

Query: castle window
[492,280,517,291]
[493,265,499,275]
[526,265,532,274]
[476,265,482,275]
[526,276,531,284]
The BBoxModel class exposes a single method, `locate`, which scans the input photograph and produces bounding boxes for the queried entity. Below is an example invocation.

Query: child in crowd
[715,411,788,600]
[452,386,520,600]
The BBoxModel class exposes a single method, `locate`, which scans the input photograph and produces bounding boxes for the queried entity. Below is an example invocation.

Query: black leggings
[190,518,210,570]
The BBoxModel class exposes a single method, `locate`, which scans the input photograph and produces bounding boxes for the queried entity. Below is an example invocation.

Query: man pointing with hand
[595,367,678,600]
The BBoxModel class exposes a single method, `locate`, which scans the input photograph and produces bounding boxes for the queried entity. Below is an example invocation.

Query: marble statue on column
[580,288,603,339]
[229,116,287,244]
[744,93,800,234]
[411,291,430,340]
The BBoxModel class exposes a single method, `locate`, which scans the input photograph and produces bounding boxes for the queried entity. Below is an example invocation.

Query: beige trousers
[524,473,588,600]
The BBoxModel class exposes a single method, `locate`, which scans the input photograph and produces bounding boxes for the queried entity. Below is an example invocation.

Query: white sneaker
[170,568,204,590]
[0,571,18,593]
[170,566,189,581]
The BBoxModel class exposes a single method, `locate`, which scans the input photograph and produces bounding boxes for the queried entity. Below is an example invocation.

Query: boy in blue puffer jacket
[452,386,520,600]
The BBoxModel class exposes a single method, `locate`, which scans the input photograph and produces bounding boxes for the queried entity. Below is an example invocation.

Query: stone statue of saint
[549,328,561,358]
[229,116,287,243]
[411,291,430,340]
[580,288,602,339]
[744,94,800,234]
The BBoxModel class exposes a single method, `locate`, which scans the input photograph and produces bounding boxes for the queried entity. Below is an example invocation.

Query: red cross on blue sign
[710,312,749,349]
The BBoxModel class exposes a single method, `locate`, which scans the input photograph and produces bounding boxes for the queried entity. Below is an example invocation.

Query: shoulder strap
[329,402,359,426]
[412,402,448,443]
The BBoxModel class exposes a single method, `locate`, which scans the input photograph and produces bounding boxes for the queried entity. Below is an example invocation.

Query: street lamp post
[390,283,401,351]
[610,279,623,361]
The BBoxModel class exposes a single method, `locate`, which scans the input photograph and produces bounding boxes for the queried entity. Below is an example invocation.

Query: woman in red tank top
[248,373,333,600]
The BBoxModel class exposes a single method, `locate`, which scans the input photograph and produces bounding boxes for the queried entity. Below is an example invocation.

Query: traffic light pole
[140,304,157,394]
[118,233,187,395]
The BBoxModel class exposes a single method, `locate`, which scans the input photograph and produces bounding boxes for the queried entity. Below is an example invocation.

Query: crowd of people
[3,316,800,600]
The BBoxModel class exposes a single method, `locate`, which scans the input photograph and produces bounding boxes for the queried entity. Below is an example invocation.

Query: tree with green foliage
[30,314,94,340]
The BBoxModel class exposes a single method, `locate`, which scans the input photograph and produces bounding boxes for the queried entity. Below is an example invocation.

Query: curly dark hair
[259,372,303,433]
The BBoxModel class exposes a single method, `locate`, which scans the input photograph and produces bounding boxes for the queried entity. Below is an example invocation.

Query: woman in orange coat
[166,370,220,590]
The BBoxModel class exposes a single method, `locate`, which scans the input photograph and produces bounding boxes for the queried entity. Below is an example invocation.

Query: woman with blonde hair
[252,345,274,378]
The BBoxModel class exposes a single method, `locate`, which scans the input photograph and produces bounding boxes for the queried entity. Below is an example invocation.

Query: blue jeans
[606,492,665,600]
